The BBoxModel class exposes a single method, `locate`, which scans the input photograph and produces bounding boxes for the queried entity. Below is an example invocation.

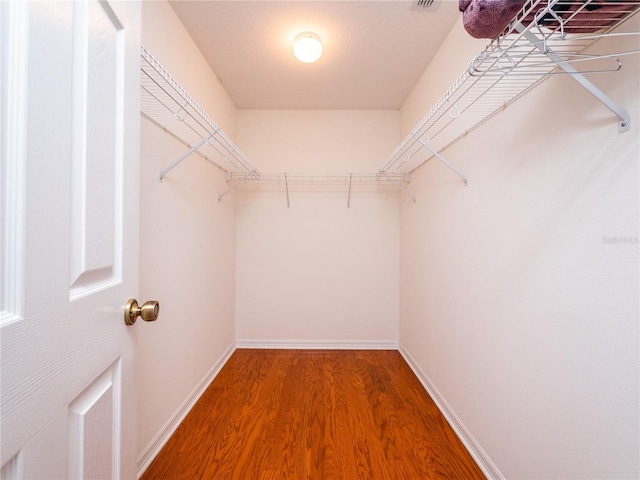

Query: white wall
[235,110,401,347]
[399,16,639,480]
[136,1,237,474]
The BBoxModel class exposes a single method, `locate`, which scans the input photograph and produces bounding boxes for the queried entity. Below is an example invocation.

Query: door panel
[0,0,28,327]
[0,1,140,478]
[70,0,122,294]
[68,362,120,479]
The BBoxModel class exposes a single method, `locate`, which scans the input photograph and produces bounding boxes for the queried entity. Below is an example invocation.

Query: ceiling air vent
[416,0,436,8]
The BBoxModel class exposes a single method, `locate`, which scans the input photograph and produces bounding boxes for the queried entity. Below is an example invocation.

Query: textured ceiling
[169,1,461,110]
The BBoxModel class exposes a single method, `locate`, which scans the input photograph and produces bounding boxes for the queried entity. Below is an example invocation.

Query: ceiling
[169,1,462,110]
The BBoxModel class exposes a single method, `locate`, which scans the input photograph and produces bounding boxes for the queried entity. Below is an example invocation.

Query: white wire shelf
[379,0,639,177]
[140,47,412,203]
[140,45,260,181]
[227,172,409,185]
[224,172,412,207]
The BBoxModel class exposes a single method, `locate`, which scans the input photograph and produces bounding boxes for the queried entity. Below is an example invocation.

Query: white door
[1,1,141,478]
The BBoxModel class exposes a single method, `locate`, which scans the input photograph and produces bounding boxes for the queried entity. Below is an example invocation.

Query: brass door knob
[124,299,160,325]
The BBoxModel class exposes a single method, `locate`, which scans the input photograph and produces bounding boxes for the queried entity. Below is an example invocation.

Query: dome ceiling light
[293,32,323,64]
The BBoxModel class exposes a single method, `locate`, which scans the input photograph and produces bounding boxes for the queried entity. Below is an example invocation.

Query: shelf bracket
[416,138,468,185]
[347,173,353,209]
[284,173,290,208]
[381,172,416,204]
[159,134,214,182]
[516,24,631,133]
[218,175,248,202]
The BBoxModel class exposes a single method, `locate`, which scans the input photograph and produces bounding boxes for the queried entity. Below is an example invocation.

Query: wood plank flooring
[141,349,485,479]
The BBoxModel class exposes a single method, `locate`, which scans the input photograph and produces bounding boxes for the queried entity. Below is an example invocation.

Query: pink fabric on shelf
[459,0,640,39]
[535,1,639,33]
[459,0,474,10]
[459,0,525,39]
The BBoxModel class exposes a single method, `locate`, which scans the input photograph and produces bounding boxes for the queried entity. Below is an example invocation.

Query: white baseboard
[398,344,504,480]
[136,342,236,478]
[235,339,399,350]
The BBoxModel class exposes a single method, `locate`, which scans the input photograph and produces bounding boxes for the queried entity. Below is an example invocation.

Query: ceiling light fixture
[293,32,323,64]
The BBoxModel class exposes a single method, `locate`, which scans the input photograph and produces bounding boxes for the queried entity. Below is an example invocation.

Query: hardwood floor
[141,349,485,479]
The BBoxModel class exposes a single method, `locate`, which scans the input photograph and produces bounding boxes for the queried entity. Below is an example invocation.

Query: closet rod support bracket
[416,138,468,186]
[381,172,416,204]
[218,176,247,202]
[517,24,631,134]
[159,134,213,182]
[618,116,630,133]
